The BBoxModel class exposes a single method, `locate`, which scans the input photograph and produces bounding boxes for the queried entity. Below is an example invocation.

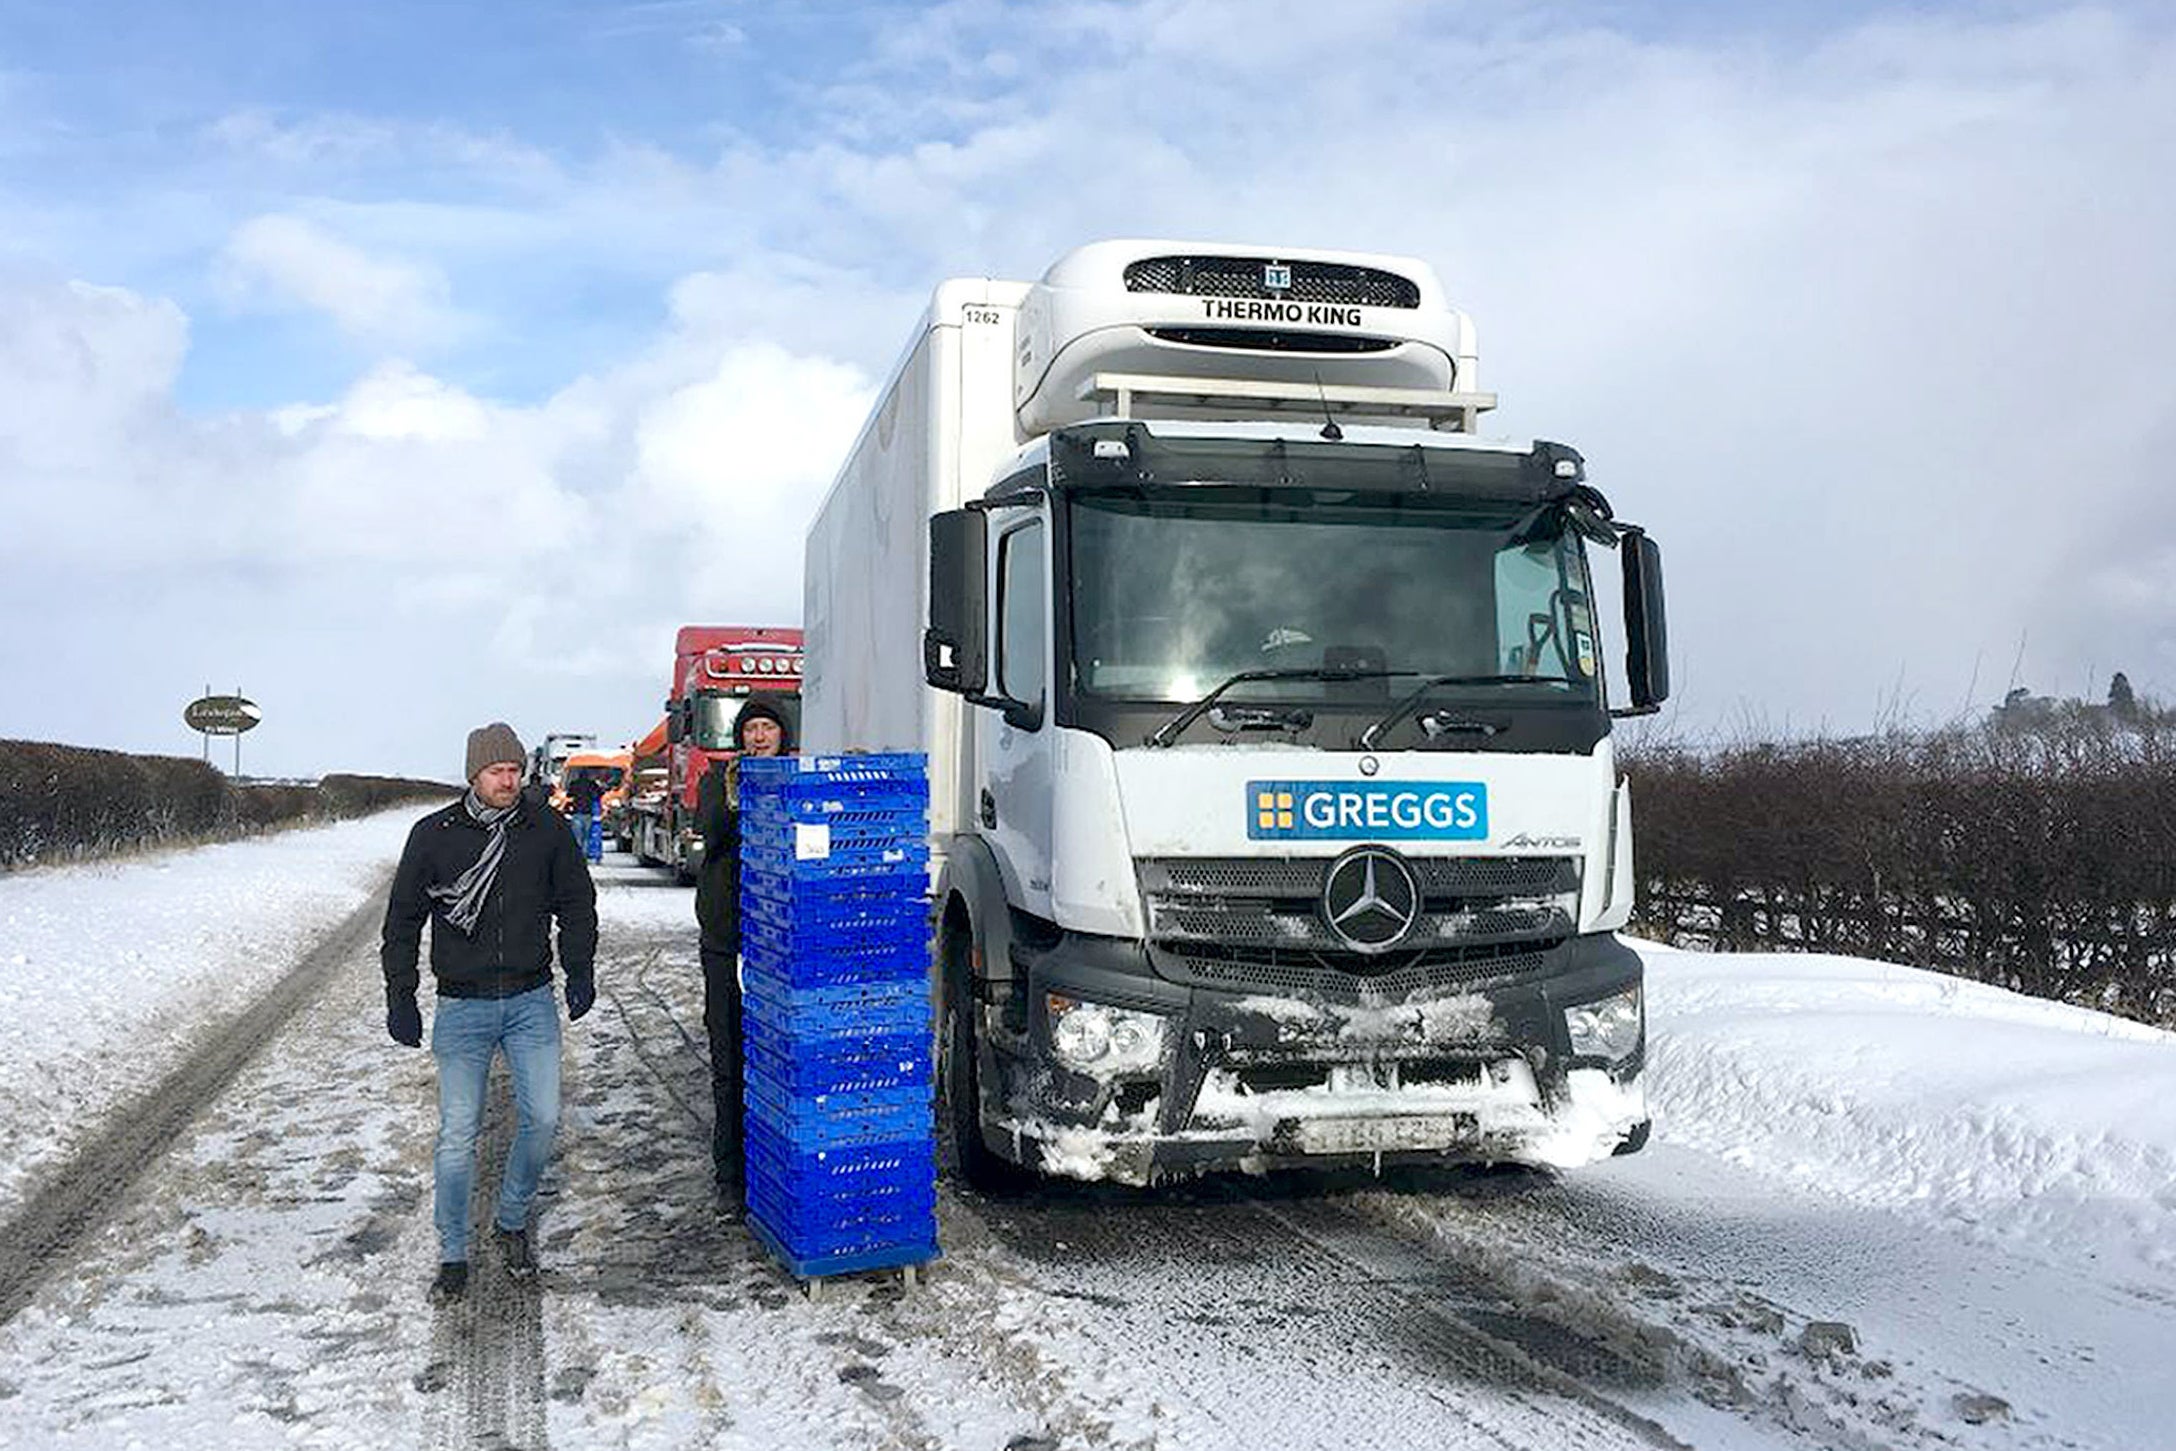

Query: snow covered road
[0,828,2169,1449]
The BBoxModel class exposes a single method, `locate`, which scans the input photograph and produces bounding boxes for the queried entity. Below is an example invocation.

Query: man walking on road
[383,722,598,1304]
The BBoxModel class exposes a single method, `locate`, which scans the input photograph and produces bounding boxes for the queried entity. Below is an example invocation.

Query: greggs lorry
[803,241,1668,1187]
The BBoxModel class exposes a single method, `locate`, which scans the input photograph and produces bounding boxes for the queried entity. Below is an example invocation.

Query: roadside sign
[183,695,262,735]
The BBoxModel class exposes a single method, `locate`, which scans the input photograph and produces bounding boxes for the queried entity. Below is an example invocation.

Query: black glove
[566,975,595,1022]
[387,994,423,1048]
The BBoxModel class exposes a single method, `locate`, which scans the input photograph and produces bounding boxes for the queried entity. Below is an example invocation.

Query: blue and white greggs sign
[1247,780,1488,841]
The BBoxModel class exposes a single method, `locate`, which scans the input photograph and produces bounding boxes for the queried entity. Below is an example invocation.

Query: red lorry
[627,625,804,882]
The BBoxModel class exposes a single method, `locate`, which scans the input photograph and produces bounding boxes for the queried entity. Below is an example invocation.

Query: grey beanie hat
[465,722,527,782]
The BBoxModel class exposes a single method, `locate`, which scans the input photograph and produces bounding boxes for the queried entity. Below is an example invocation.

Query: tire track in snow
[0,877,389,1328]
[418,1063,557,1449]
[961,1175,1685,1449]
[1252,1195,1689,1448]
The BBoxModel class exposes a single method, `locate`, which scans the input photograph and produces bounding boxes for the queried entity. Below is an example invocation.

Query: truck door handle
[979,789,998,829]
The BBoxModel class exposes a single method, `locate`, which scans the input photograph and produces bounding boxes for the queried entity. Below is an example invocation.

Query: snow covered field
[0,824,2169,1449]
[0,810,421,1221]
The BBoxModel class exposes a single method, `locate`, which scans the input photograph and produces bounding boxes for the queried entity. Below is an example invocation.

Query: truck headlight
[1564,986,1642,1062]
[1047,994,1168,1075]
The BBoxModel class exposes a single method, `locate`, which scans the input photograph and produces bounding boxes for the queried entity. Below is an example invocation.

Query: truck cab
[805,241,1667,1187]
[631,626,805,880]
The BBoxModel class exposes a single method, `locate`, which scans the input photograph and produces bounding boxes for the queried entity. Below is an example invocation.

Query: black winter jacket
[381,795,599,1002]
[693,761,739,959]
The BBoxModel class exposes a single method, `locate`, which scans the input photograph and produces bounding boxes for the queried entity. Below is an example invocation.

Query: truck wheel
[939,929,1028,1197]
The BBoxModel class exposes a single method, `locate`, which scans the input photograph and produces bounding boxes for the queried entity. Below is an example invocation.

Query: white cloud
[217,214,463,348]
[0,272,872,775]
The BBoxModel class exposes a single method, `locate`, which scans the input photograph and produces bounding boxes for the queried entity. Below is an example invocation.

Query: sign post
[183,692,264,777]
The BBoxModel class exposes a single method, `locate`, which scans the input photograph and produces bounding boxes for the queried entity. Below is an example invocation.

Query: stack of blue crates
[736,752,937,1279]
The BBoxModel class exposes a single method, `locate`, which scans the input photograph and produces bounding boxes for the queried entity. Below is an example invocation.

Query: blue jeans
[431,985,562,1263]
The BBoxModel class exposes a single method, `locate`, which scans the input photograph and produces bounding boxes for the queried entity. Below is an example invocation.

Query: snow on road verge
[0,809,422,1220]
[1636,938,2176,1287]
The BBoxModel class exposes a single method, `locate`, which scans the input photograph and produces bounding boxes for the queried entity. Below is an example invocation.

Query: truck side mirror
[1618,529,1669,714]
[925,509,989,695]
[664,699,685,745]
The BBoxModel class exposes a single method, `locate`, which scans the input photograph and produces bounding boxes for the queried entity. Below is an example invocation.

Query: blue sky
[2,0,2173,776]
[4,0,889,405]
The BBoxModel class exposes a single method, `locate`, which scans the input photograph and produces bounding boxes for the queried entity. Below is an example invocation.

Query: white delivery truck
[804,241,1668,1188]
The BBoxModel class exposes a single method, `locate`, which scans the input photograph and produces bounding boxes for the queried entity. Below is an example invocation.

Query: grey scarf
[427,790,517,935]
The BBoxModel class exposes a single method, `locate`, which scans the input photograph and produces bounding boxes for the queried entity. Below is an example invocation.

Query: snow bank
[0,809,419,1219]
[1636,938,2176,1284]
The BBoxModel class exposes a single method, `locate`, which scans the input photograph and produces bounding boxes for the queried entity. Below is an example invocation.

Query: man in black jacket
[383,722,598,1304]
[694,694,793,1206]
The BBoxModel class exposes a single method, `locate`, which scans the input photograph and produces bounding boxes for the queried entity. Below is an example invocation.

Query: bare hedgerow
[1,740,454,870]
[1623,718,2176,1026]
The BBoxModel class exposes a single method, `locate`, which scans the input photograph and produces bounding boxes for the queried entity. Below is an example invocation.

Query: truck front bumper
[980,930,1648,1186]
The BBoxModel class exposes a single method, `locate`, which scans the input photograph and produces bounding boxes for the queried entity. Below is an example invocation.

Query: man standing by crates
[382,722,599,1304]
[694,694,794,1206]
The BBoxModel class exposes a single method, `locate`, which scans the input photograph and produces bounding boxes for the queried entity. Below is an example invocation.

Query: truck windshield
[1067,491,1599,706]
[691,693,745,751]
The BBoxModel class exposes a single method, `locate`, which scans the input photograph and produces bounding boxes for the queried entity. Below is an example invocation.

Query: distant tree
[1992,686,2057,733]
[2109,671,2139,720]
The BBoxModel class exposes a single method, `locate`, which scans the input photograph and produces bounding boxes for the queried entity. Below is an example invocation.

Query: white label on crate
[795,823,832,860]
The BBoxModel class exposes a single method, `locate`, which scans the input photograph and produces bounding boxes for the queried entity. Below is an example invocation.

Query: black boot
[495,1226,538,1280]
[429,1262,469,1304]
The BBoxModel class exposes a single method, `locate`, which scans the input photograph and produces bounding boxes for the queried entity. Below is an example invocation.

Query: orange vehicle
[551,748,632,841]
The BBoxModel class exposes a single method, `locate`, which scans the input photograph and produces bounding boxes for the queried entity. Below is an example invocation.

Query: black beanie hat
[733,694,796,753]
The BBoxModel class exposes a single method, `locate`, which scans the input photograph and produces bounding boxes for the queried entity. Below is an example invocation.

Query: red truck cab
[629,625,804,880]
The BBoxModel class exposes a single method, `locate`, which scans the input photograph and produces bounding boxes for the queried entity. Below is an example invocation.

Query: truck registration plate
[1290,1113,1479,1155]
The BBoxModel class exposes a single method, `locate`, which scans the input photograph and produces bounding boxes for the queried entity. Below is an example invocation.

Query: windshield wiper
[1359,674,1584,749]
[1147,668,1414,748]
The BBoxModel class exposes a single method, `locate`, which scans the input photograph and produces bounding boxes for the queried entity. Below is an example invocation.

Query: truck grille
[1124,256,1422,309]
[1136,856,1578,1001]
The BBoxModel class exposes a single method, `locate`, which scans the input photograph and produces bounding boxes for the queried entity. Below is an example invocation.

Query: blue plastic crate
[745,1073,931,1148]
[741,886,927,930]
[742,1119,936,1197]
[742,829,927,865]
[741,862,930,909]
[740,754,929,791]
[741,939,927,992]
[741,965,930,1004]
[739,927,928,968]
[741,888,926,944]
[743,968,931,1034]
[745,1101,930,1153]
[742,795,928,830]
[746,1153,936,1216]
[743,911,924,954]
[742,818,926,855]
[744,931,922,987]
[747,1066,933,1119]
[746,1203,938,1280]
[747,1169,936,1236]
[744,1021,931,1097]
[739,836,930,877]
[747,1183,935,1250]
[743,787,927,818]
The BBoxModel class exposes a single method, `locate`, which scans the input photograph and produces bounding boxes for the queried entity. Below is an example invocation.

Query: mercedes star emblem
[1321,846,1421,954]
